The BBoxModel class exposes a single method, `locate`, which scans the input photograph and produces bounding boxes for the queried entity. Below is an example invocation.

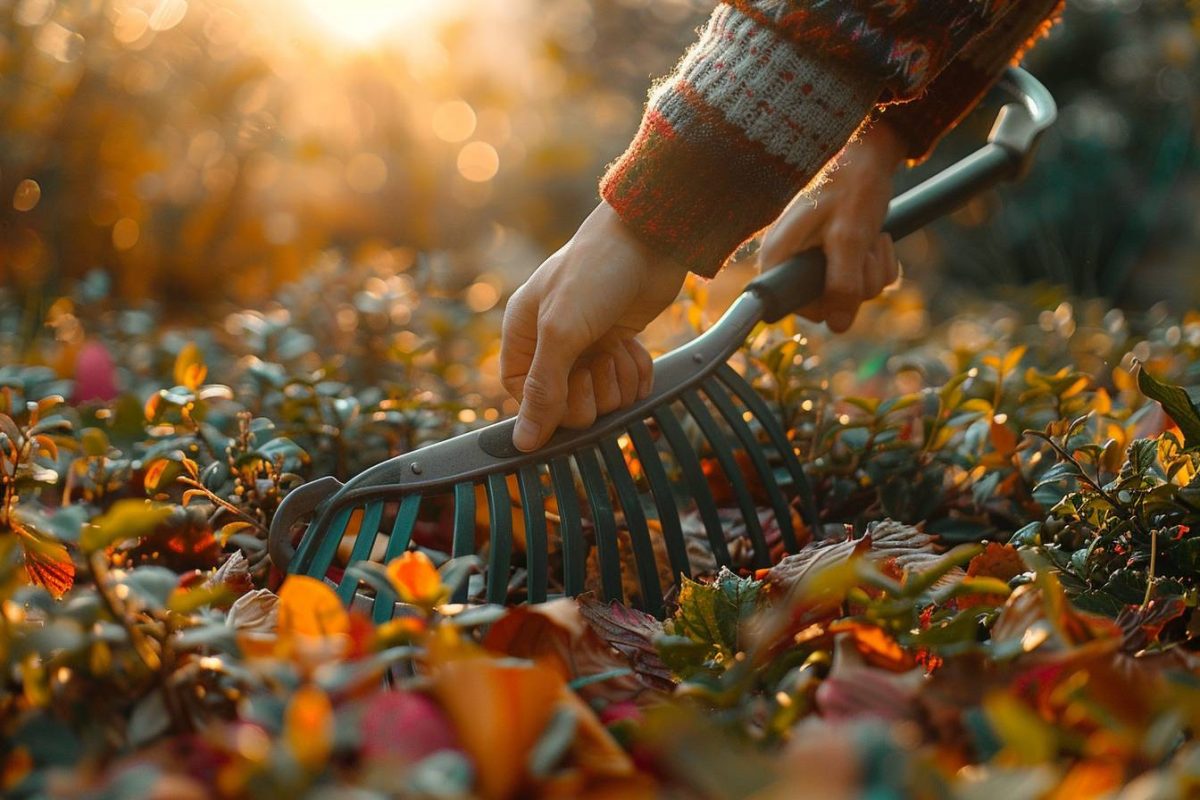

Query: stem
[1142,526,1158,609]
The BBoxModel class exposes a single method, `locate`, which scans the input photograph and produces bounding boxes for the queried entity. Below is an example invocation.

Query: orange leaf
[1044,760,1122,800]
[283,683,333,771]
[277,575,349,638]
[826,620,914,671]
[967,542,1025,582]
[428,639,563,800]
[386,550,447,607]
[19,533,75,599]
[989,420,1018,455]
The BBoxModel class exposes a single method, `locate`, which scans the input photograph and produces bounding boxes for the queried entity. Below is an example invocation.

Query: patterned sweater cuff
[600,5,880,278]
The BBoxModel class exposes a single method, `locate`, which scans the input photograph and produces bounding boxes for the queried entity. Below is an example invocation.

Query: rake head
[267,68,1056,620]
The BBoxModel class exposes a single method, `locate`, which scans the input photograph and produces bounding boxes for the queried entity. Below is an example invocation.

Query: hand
[501,201,689,452]
[759,121,908,332]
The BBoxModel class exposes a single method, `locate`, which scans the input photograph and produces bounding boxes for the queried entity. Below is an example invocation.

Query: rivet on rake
[410,462,423,475]
[692,352,704,363]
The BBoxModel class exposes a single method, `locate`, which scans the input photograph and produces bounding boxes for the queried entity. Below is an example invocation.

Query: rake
[267,68,1056,621]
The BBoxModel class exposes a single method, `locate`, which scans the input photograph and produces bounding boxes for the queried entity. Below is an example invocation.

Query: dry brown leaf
[576,597,675,694]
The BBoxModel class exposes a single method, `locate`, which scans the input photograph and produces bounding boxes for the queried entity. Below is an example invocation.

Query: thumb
[513,322,587,452]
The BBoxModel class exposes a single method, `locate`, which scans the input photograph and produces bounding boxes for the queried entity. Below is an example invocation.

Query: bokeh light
[457,142,500,183]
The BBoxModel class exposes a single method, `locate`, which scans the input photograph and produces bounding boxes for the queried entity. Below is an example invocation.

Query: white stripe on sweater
[648,4,880,169]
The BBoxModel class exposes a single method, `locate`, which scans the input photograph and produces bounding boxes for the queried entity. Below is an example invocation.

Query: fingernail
[513,416,541,452]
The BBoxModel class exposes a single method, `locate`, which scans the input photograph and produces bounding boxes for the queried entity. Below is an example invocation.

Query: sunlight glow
[299,0,434,46]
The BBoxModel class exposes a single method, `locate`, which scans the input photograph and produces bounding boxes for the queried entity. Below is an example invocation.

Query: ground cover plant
[2,260,1200,799]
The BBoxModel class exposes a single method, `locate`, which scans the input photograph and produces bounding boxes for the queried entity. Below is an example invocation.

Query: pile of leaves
[4,264,1200,798]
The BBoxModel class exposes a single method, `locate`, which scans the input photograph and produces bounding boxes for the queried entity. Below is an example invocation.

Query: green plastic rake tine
[304,505,354,579]
[627,420,691,583]
[652,406,731,568]
[550,457,586,596]
[450,482,475,603]
[518,465,549,604]
[716,363,818,532]
[485,473,514,606]
[381,494,422,562]
[679,390,771,569]
[599,436,664,618]
[576,448,623,603]
[371,495,420,622]
[701,376,797,552]
[335,501,384,604]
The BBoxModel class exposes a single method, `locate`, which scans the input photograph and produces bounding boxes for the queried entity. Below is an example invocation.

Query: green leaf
[80,500,172,553]
[120,567,179,609]
[1137,366,1200,450]
[527,706,577,779]
[669,568,762,660]
[656,634,715,680]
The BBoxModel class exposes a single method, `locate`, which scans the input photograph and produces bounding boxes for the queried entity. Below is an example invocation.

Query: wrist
[858,120,909,170]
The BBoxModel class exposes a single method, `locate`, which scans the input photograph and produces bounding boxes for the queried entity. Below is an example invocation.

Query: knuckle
[520,374,561,409]
[828,224,870,252]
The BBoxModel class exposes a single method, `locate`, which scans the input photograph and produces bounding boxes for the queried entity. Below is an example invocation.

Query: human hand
[758,121,909,333]
[501,201,689,452]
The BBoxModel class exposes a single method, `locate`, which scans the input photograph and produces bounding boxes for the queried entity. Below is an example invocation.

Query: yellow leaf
[80,499,171,553]
[1002,345,1028,375]
[174,343,207,391]
[386,550,448,608]
[982,692,1056,765]
[284,683,333,771]
[277,575,349,638]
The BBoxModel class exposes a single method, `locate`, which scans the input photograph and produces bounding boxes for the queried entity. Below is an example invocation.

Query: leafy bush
[2,267,1200,797]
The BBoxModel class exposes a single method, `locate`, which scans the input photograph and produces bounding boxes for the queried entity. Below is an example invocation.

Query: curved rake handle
[268,475,343,570]
[746,66,1057,323]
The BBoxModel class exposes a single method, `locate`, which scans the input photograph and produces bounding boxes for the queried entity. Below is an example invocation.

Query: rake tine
[575,448,623,604]
[702,377,798,552]
[485,473,514,606]
[716,363,819,529]
[599,436,664,618]
[679,390,771,569]
[303,505,354,579]
[450,482,475,603]
[371,495,422,622]
[381,493,422,562]
[550,457,586,596]
[653,406,732,569]
[627,420,691,583]
[335,501,385,604]
[518,465,549,604]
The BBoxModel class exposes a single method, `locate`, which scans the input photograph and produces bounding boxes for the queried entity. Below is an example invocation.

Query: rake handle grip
[747,67,1056,324]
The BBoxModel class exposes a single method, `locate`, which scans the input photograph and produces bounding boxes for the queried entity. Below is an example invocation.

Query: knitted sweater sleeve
[600,1,1063,277]
[875,0,1065,163]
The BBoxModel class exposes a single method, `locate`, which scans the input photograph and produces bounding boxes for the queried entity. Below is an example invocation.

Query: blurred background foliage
[0,0,1197,321]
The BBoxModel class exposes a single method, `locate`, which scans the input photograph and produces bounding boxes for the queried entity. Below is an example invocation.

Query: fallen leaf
[577,597,675,694]
[815,635,924,721]
[427,639,563,800]
[226,588,278,633]
[483,600,654,704]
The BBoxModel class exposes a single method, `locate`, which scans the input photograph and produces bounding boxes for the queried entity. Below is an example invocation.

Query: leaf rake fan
[268,68,1056,621]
